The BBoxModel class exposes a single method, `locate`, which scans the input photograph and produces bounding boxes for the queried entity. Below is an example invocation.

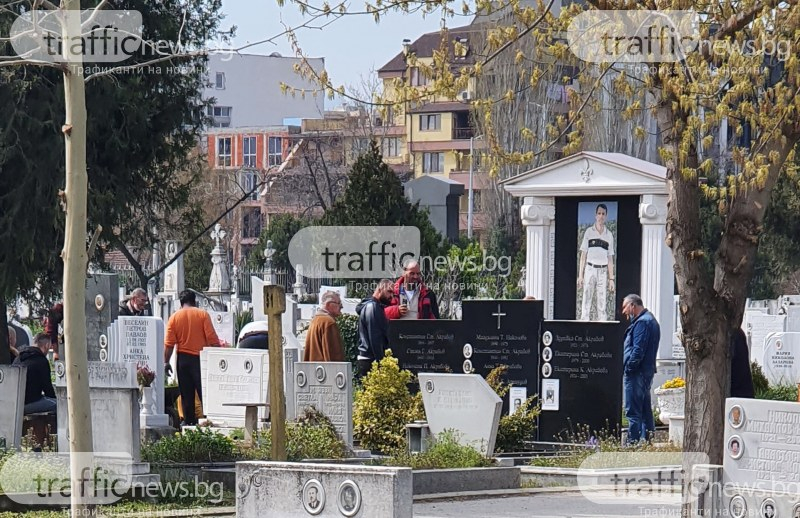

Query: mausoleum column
[639,194,676,359]
[521,196,555,317]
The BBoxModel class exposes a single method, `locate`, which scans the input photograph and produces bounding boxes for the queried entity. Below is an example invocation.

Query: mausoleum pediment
[501,152,667,197]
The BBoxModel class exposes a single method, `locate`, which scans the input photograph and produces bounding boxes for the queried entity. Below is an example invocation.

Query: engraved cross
[211,223,226,248]
[492,304,507,330]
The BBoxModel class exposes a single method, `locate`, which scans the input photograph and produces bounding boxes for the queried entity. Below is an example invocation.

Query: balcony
[452,126,476,140]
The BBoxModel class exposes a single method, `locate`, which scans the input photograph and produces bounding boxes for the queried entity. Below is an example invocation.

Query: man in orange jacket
[164,290,220,426]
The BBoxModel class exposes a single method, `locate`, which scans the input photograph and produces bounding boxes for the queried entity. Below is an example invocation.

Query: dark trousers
[357,359,374,380]
[177,353,203,425]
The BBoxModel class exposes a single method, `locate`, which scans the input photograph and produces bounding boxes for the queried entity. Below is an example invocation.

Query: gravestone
[237,461,412,518]
[201,348,269,427]
[722,398,800,517]
[0,365,26,450]
[106,316,169,428]
[389,300,543,412]
[762,333,800,386]
[162,241,185,297]
[294,362,353,446]
[55,362,141,460]
[745,311,786,365]
[418,373,503,456]
[537,320,625,442]
[85,273,120,361]
[209,310,235,346]
[785,305,800,332]
[283,343,299,421]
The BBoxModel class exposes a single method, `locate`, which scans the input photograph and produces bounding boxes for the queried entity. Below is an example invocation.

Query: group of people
[303,259,438,379]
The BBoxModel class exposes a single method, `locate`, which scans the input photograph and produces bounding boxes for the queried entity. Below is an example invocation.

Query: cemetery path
[413,489,680,517]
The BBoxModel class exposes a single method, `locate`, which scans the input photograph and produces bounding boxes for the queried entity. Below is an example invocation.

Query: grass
[0,493,235,517]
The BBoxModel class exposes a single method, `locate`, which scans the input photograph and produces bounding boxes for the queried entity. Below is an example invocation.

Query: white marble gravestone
[106,316,168,428]
[418,373,503,457]
[201,348,269,427]
[55,361,141,460]
[722,398,800,517]
[745,311,786,366]
[785,305,800,333]
[762,333,800,386]
[251,276,265,321]
[209,310,235,346]
[236,462,412,518]
[0,365,27,450]
[294,362,353,446]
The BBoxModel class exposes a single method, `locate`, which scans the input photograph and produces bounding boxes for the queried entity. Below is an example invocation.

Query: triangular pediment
[501,152,667,197]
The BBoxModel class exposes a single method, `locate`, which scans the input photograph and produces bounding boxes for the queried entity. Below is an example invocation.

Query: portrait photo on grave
[728,435,744,459]
[302,479,325,515]
[792,502,800,518]
[762,498,776,518]
[729,495,747,518]
[729,405,745,428]
[337,480,361,517]
[576,201,618,322]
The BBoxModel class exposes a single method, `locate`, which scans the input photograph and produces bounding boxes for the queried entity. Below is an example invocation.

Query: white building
[204,53,325,128]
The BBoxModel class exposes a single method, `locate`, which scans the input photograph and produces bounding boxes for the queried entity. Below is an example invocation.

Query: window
[208,106,232,128]
[420,114,440,131]
[268,137,283,166]
[217,137,231,167]
[241,171,258,201]
[382,137,400,157]
[410,67,429,86]
[212,106,231,117]
[243,136,257,167]
[242,207,262,239]
[422,152,444,174]
[215,72,225,89]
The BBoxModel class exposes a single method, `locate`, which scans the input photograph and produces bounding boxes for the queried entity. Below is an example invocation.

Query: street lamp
[468,134,483,240]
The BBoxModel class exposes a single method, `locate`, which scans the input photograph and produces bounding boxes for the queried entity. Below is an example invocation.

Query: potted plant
[137,364,156,417]
[654,377,685,424]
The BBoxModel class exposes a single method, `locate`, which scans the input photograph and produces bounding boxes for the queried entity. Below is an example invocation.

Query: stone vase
[140,386,155,417]
[654,387,685,425]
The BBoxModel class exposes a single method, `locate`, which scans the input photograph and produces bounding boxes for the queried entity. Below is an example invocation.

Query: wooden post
[264,285,287,461]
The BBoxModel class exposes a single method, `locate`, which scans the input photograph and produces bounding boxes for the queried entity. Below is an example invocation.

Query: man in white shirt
[578,203,616,320]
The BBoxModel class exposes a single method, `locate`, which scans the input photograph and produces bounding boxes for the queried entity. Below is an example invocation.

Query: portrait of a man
[729,495,746,518]
[337,481,361,516]
[302,479,325,514]
[577,202,617,321]
[729,406,744,427]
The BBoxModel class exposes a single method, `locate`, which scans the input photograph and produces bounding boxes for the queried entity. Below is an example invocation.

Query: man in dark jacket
[621,294,660,444]
[385,260,439,320]
[355,279,394,379]
[119,287,149,316]
[12,333,56,414]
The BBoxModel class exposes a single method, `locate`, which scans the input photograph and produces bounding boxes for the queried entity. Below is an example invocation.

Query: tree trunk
[61,4,94,513]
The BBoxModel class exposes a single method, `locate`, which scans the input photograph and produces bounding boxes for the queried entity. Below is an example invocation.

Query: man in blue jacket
[622,294,660,444]
[355,279,394,379]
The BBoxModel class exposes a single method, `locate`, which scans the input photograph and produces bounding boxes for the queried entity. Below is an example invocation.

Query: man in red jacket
[385,260,439,320]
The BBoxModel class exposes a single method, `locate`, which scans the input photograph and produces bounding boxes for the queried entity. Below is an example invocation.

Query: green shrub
[142,427,238,463]
[485,365,540,452]
[385,430,493,469]
[353,351,424,454]
[751,361,770,395]
[238,408,347,461]
[335,313,359,371]
[757,384,798,401]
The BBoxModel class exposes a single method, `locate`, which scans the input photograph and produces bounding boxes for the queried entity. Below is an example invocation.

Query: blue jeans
[624,370,655,444]
[24,397,57,415]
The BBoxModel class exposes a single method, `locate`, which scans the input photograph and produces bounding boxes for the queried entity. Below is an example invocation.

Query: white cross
[210,223,226,248]
[492,304,507,330]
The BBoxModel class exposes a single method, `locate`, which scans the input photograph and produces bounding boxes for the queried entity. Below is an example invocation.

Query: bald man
[385,260,439,320]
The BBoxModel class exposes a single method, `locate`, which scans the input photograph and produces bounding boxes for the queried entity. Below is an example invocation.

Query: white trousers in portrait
[581,265,608,321]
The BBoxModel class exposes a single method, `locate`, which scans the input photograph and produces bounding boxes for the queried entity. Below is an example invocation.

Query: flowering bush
[137,365,156,387]
[660,377,685,389]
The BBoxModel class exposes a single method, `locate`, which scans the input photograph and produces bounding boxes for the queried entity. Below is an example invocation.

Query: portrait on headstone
[728,436,744,459]
[729,495,747,518]
[541,378,559,411]
[542,347,552,362]
[541,363,552,378]
[337,480,361,516]
[792,502,800,518]
[761,498,776,518]
[576,201,618,321]
[729,405,744,428]
[302,479,325,515]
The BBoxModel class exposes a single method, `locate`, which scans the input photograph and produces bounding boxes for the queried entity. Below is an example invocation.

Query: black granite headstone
[537,320,625,442]
[387,319,462,375]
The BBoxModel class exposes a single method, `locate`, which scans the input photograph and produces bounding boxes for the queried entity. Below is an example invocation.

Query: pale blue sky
[220,1,464,104]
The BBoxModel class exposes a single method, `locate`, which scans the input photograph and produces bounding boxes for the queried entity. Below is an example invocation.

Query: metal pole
[467,136,474,239]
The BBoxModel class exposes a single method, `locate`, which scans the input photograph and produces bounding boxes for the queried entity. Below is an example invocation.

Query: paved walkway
[413,489,681,517]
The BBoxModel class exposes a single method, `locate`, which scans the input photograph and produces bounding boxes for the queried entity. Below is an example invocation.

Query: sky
[220,1,464,106]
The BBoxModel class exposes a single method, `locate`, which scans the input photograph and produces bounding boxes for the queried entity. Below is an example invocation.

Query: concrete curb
[412,484,682,503]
